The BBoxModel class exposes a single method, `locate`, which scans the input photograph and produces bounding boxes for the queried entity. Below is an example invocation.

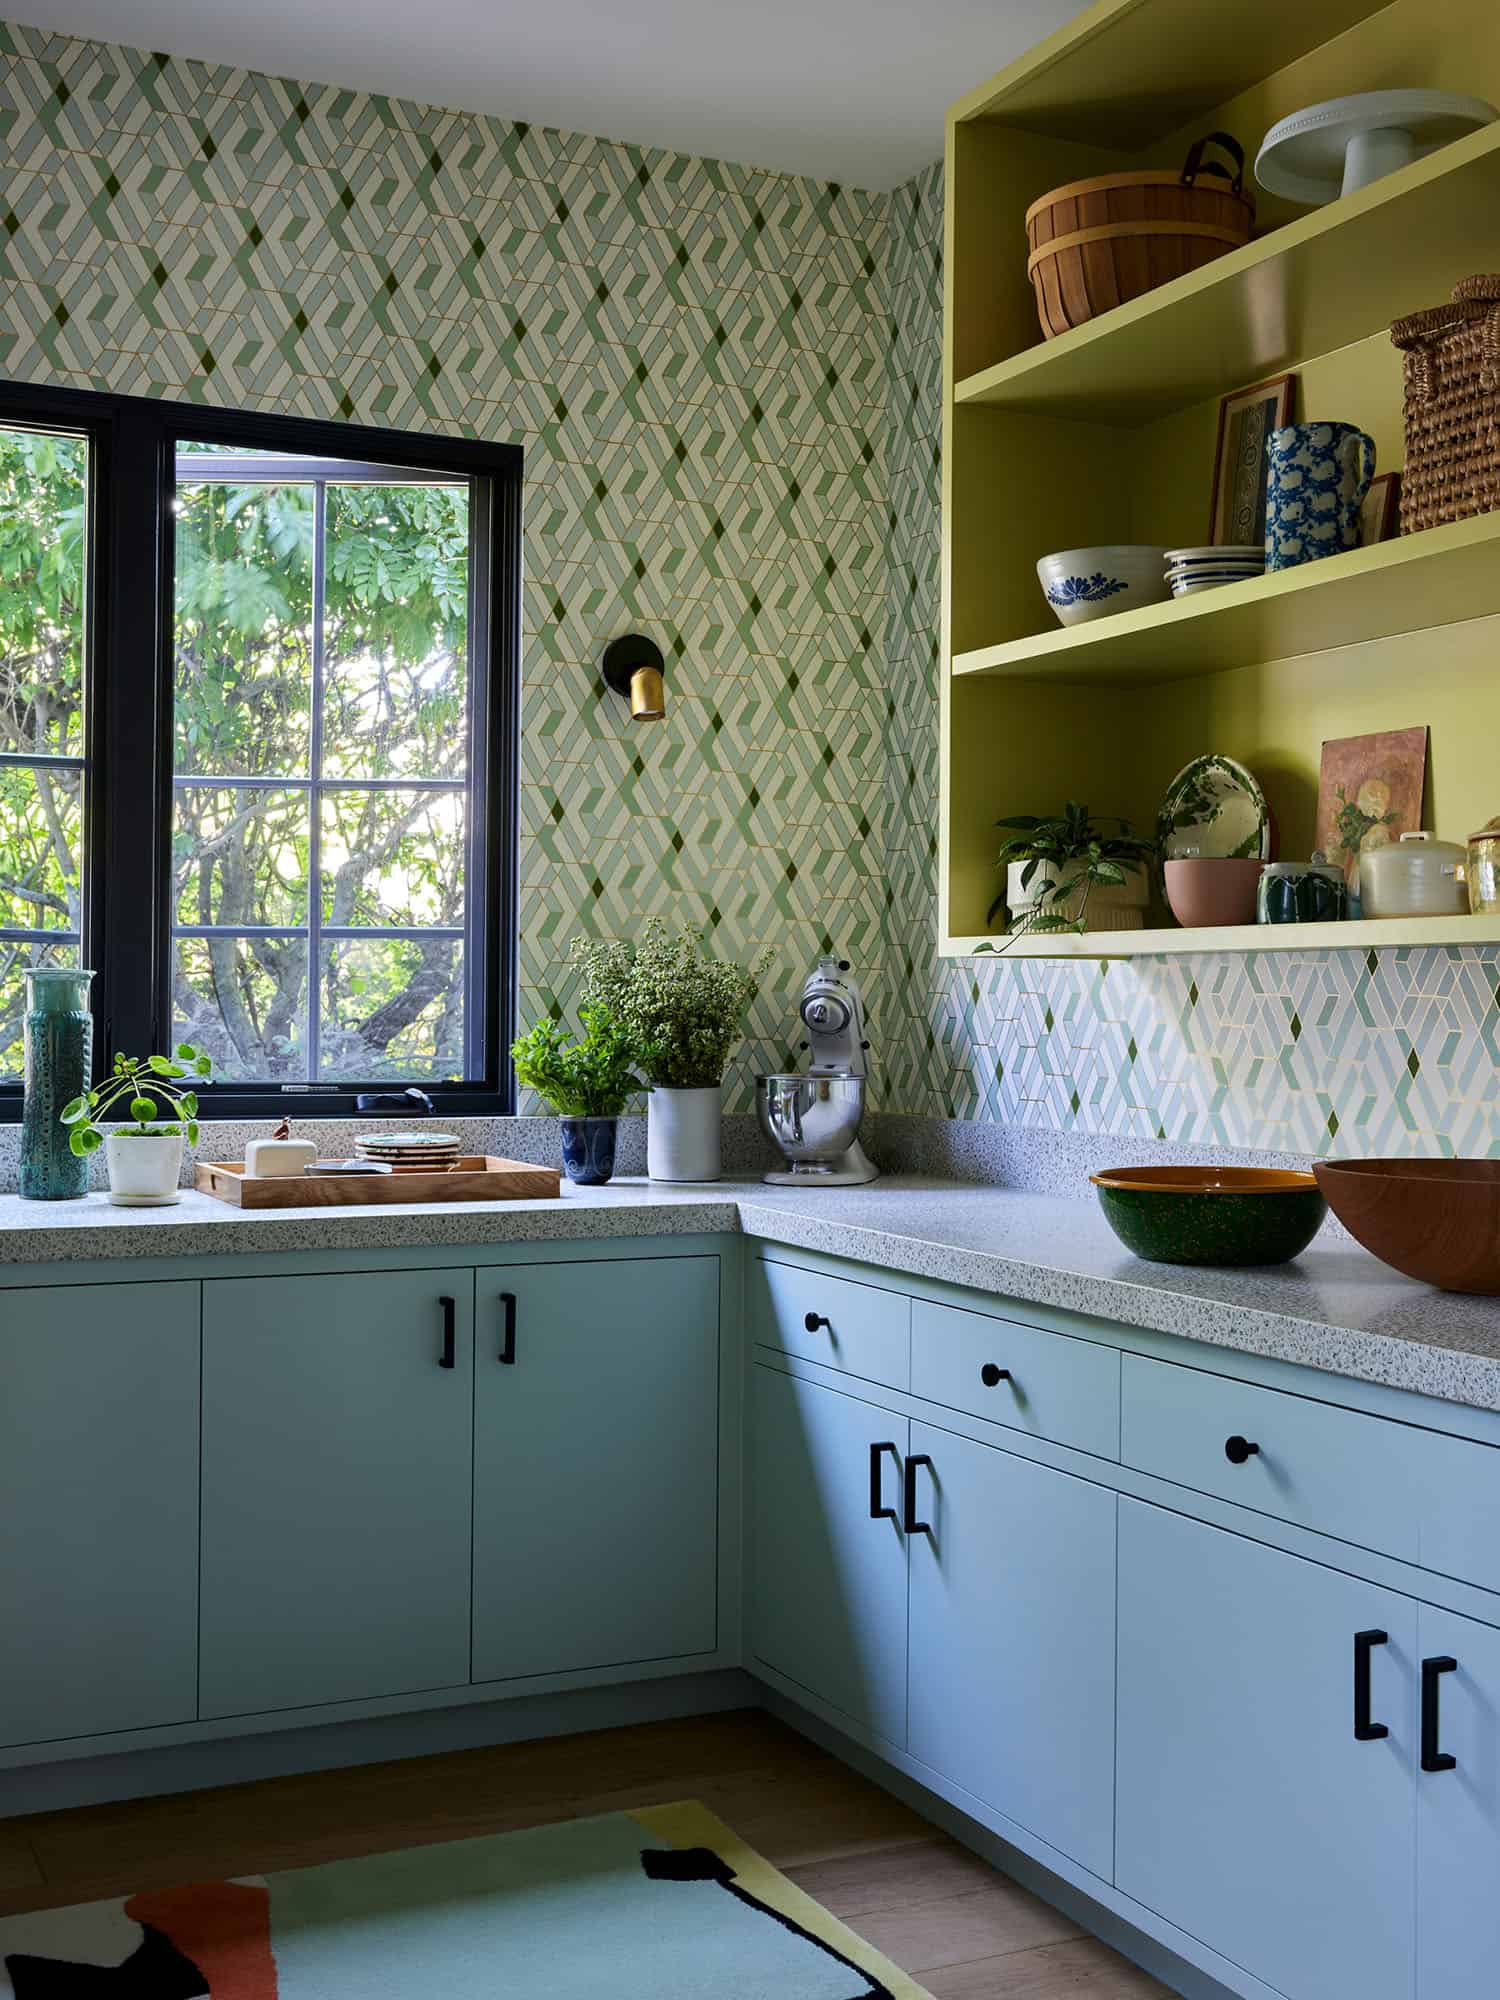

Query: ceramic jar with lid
[1257,858,1348,925]
[1359,830,1468,918]
[1467,817,1500,916]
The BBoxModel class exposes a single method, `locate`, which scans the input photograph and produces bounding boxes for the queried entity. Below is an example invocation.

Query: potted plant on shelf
[572,922,772,1183]
[511,1003,643,1186]
[60,1043,214,1206]
[987,803,1158,937]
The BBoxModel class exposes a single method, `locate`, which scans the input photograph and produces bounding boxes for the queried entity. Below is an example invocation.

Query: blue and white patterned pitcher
[1264,422,1376,572]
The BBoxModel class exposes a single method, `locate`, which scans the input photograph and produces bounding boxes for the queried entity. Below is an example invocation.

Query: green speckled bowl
[1091,1166,1327,1266]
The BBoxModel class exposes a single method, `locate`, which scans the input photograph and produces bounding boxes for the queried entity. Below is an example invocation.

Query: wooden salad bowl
[1314,1159,1500,1293]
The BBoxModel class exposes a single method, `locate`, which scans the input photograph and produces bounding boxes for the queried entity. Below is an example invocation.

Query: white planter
[646,1085,722,1182]
[1006,859,1148,933]
[105,1129,184,1206]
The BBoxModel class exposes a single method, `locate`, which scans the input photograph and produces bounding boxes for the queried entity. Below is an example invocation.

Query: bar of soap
[243,1136,319,1178]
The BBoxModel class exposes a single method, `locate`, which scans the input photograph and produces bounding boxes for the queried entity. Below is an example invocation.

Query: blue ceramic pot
[1265,421,1376,571]
[559,1115,618,1186]
[20,967,95,1200]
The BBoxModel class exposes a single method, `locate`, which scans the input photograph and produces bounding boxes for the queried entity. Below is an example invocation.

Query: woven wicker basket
[1390,275,1500,533]
[1025,132,1254,340]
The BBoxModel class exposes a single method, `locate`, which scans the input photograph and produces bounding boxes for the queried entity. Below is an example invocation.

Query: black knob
[1225,1434,1259,1464]
[980,1363,1011,1388]
[804,1312,831,1333]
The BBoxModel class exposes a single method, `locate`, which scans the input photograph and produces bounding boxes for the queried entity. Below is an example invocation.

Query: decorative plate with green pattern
[1157,754,1270,861]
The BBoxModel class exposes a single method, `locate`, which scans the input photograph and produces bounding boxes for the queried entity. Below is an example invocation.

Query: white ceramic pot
[647,1086,722,1182]
[1359,830,1469,917]
[1007,859,1148,932]
[104,1129,184,1206]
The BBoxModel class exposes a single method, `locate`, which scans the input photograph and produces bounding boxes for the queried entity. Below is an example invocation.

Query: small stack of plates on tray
[1163,545,1265,598]
[354,1131,463,1171]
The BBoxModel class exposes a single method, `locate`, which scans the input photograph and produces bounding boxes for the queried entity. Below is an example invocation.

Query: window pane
[320,788,465,929]
[172,933,308,1082]
[173,785,308,928]
[320,937,463,1083]
[321,483,469,780]
[0,937,77,1082]
[174,478,314,778]
[0,763,81,930]
[0,428,87,758]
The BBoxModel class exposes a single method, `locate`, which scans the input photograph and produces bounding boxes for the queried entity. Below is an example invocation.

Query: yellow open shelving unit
[939,0,1500,959]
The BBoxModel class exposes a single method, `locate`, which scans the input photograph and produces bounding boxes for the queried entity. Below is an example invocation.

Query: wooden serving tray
[197,1156,561,1207]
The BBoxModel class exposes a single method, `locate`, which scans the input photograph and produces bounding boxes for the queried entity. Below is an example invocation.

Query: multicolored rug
[0,1801,933,1998]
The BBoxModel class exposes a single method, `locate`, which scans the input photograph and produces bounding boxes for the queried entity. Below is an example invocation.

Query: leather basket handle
[1180,131,1245,193]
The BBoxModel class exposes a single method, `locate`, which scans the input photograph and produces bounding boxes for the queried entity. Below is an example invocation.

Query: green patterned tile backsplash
[0,17,888,1110]
[876,159,1500,1156]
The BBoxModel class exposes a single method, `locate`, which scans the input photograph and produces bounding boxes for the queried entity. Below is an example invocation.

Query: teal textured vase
[20,967,95,1200]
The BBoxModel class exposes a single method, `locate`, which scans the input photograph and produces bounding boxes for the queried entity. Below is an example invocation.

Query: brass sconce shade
[602,633,666,721]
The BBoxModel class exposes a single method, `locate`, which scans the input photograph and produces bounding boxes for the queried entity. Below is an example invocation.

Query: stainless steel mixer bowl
[756,1073,866,1162]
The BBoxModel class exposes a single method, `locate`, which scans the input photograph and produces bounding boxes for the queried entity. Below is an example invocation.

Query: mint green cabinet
[200,1269,475,1718]
[1416,1603,1500,1999]
[0,1280,199,1747]
[750,1364,908,1744]
[471,1256,719,1683]
[906,1422,1116,1880]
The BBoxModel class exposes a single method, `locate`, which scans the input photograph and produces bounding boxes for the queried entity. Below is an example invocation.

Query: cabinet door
[472,1256,719,1683]
[749,1364,908,1745]
[907,1423,1116,1880]
[1416,1604,1500,1999]
[0,1280,199,1746]
[1116,1499,1415,2000]
[200,1269,474,1718]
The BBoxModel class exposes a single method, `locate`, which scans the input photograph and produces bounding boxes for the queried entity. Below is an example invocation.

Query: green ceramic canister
[20,966,95,1199]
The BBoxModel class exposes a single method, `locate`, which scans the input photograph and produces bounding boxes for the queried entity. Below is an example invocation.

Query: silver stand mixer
[756,956,879,1186]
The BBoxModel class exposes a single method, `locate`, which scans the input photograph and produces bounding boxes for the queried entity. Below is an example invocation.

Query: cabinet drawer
[1121,1353,1421,1562]
[750,1255,910,1390]
[911,1300,1120,1460]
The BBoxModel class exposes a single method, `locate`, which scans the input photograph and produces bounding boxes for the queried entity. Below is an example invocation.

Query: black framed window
[0,381,520,1120]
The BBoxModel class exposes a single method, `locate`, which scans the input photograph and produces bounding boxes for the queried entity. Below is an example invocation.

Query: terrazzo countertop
[3,1176,1500,1413]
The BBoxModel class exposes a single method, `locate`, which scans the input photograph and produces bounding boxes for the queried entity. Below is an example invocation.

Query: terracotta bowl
[1091,1166,1327,1267]
[1163,856,1265,928]
[1314,1159,1500,1293]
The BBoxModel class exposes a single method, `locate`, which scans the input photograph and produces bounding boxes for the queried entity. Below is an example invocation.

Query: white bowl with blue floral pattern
[1037,546,1170,626]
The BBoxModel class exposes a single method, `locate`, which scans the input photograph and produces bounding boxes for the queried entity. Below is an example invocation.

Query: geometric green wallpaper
[0,16,889,1110]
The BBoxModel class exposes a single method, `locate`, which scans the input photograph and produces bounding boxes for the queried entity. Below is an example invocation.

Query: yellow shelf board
[953,122,1500,425]
[943,915,1500,961]
[951,0,1383,147]
[951,512,1500,689]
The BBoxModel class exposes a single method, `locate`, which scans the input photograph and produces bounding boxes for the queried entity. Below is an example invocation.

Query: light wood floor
[0,1709,1170,1997]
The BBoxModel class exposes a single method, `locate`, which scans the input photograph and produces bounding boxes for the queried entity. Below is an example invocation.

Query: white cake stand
[1256,90,1498,204]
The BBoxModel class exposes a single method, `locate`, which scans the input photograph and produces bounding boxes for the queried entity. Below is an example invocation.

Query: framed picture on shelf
[1360,470,1403,546]
[1208,372,1297,547]
[1316,725,1428,901]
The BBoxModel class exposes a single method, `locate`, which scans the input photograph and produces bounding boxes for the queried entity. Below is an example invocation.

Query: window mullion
[307,478,326,1088]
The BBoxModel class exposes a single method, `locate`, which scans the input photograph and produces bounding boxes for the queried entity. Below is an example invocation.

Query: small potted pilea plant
[511,1003,643,1186]
[61,1042,214,1206]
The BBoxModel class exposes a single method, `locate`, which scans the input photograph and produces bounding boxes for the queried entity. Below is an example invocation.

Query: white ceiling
[6,0,1079,189]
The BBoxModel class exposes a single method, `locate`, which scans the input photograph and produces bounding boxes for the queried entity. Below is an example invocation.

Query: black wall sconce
[602,633,666,722]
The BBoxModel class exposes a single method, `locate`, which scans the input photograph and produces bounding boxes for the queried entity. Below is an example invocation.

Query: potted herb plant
[572,922,772,1183]
[511,1003,642,1186]
[988,802,1158,935]
[60,1042,213,1206]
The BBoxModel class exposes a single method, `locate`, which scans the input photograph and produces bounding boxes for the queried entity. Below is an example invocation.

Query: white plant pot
[1006,859,1148,933]
[105,1129,184,1206]
[646,1085,722,1183]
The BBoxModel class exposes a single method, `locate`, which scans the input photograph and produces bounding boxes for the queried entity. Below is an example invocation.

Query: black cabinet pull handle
[980,1362,1011,1387]
[805,1311,831,1333]
[1354,1629,1389,1741]
[498,1291,517,1365]
[1422,1655,1458,1772]
[1224,1434,1260,1464]
[869,1441,898,1522]
[438,1295,456,1369]
[904,1453,933,1535]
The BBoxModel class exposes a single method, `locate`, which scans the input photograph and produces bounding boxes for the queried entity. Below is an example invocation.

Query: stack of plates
[354,1131,463,1169]
[1164,545,1265,598]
